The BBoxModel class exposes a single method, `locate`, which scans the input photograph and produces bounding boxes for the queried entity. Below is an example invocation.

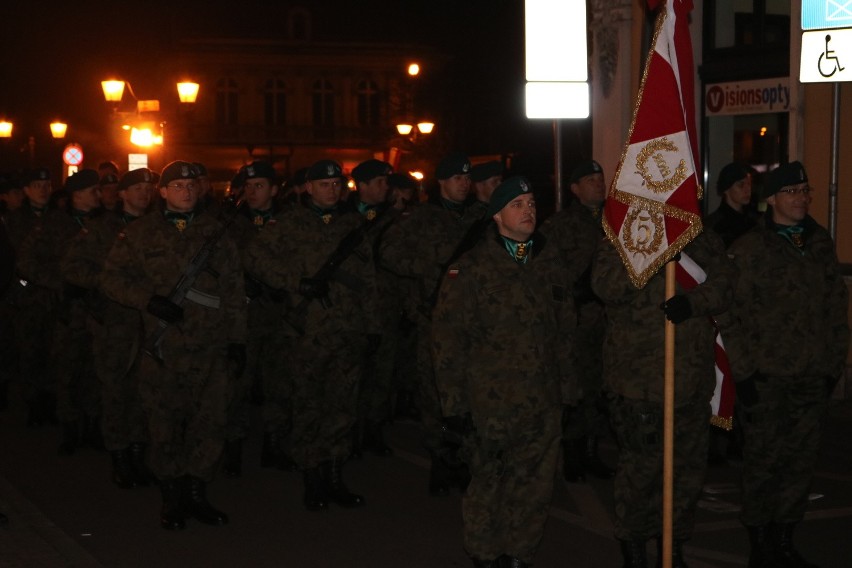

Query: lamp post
[0,119,69,173]
[100,78,199,170]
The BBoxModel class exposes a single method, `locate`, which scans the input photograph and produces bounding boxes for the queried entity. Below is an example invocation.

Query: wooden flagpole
[662,261,676,568]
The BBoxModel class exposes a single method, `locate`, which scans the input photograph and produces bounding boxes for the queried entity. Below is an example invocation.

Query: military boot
[619,539,649,568]
[746,525,775,568]
[128,442,155,487]
[322,458,365,508]
[655,538,689,568]
[159,478,185,530]
[183,476,228,525]
[110,448,136,489]
[58,420,80,456]
[584,435,614,479]
[303,467,328,511]
[222,439,242,478]
[362,419,393,456]
[774,523,819,568]
[562,438,586,482]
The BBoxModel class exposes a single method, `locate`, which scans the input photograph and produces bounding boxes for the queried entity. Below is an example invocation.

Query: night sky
[1,0,590,180]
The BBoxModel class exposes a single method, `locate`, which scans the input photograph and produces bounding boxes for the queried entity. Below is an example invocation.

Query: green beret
[765,161,808,197]
[435,152,471,180]
[487,176,532,217]
[242,160,277,181]
[716,162,749,195]
[470,160,503,183]
[64,169,100,192]
[159,161,199,188]
[569,159,603,184]
[352,159,392,183]
[117,168,154,190]
[307,159,343,181]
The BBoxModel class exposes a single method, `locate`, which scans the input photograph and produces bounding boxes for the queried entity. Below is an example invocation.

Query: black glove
[660,294,692,324]
[63,282,88,301]
[298,277,329,300]
[227,343,247,379]
[441,413,474,447]
[244,274,264,300]
[736,372,764,407]
[146,294,183,323]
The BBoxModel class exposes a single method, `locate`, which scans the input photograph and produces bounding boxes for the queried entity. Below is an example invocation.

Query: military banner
[602,0,702,288]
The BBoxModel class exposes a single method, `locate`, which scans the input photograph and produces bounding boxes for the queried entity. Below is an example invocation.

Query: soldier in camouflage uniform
[591,228,736,567]
[468,160,502,219]
[433,177,576,568]
[18,169,103,454]
[725,162,849,568]
[540,159,614,483]
[61,168,155,487]
[101,161,247,530]
[349,158,399,458]
[380,152,487,495]
[244,159,379,511]
[6,168,56,425]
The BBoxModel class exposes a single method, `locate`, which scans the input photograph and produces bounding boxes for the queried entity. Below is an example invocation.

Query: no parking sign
[63,143,84,166]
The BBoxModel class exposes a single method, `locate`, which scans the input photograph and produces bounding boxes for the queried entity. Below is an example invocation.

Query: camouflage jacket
[17,209,90,292]
[591,230,736,404]
[100,210,246,353]
[432,231,577,424]
[379,199,487,320]
[242,206,380,335]
[3,202,46,251]
[724,215,849,380]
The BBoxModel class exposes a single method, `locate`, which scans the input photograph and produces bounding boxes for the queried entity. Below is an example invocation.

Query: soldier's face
[72,185,102,212]
[120,182,153,216]
[25,180,52,207]
[493,193,536,241]
[359,176,389,206]
[0,188,24,211]
[474,175,501,203]
[100,183,120,210]
[570,173,606,208]
[307,178,341,209]
[725,176,752,208]
[439,174,471,204]
[245,177,278,210]
[767,183,811,225]
[159,179,199,213]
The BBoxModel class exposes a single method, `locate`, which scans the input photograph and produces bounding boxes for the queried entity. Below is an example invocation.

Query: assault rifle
[145,190,245,363]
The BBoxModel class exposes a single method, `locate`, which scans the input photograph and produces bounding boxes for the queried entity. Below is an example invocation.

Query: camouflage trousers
[609,394,710,541]
[138,347,231,481]
[92,320,146,451]
[288,332,366,468]
[258,330,295,435]
[740,374,828,526]
[14,286,57,401]
[52,306,99,423]
[462,407,561,563]
[358,321,398,423]
[416,323,445,452]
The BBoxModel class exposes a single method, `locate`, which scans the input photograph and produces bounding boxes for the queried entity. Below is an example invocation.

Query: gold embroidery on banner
[622,208,664,257]
[635,138,688,194]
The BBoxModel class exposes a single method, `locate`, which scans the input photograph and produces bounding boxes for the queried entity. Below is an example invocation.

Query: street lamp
[395,121,434,138]
[50,121,68,139]
[0,120,12,138]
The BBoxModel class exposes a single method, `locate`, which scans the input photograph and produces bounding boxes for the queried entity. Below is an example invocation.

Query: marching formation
[0,153,848,568]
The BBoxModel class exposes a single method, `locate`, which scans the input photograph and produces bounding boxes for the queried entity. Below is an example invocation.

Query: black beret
[569,160,603,184]
[487,176,533,217]
[159,161,199,188]
[192,162,209,177]
[117,168,154,191]
[716,162,749,195]
[242,160,277,181]
[230,169,247,190]
[23,168,51,185]
[291,167,309,186]
[307,159,343,181]
[64,169,100,192]
[470,160,503,183]
[99,173,119,186]
[352,159,392,183]
[435,152,471,180]
[388,173,417,191]
[765,161,808,197]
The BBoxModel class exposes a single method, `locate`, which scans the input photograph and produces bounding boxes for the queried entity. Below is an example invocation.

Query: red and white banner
[676,253,735,430]
[602,0,702,289]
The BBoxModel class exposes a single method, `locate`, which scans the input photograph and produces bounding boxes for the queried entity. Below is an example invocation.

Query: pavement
[1,381,851,568]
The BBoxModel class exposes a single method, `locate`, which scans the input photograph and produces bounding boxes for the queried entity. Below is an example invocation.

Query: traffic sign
[62,143,84,166]
[802,0,852,31]
[800,29,852,82]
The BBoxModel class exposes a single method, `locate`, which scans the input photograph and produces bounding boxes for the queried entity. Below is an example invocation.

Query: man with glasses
[101,161,247,530]
[726,161,849,567]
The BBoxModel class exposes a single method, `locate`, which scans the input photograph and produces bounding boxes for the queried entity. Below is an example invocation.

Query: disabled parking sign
[800,28,852,82]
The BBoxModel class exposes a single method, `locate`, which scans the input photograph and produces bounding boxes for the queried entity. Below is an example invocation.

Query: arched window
[356,79,380,127]
[215,78,238,125]
[264,79,287,126]
[312,79,334,126]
